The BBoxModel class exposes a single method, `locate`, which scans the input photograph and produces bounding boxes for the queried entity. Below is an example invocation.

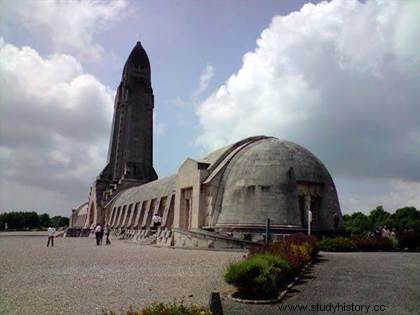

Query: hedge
[225,254,291,299]
[227,233,319,299]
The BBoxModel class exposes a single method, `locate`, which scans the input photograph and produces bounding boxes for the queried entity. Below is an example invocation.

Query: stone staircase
[114,227,174,246]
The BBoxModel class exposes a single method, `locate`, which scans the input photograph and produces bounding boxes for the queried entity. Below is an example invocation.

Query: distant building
[69,42,342,248]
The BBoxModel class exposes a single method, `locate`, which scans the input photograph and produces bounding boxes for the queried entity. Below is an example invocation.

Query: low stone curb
[227,294,282,304]
[227,259,314,305]
[278,260,314,303]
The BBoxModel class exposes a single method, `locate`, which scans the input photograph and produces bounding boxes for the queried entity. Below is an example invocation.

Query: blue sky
[0,0,419,216]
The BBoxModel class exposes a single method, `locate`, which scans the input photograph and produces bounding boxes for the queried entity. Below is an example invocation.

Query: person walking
[47,226,56,247]
[104,224,111,245]
[95,224,102,246]
[99,224,104,245]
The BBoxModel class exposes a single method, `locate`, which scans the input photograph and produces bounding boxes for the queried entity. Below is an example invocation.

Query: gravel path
[2,236,419,315]
[0,236,243,315]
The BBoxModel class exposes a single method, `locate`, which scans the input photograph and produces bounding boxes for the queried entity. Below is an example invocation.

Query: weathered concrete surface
[216,138,341,230]
[223,252,420,315]
[0,237,242,315]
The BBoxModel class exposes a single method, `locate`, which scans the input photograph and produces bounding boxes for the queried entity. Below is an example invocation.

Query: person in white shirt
[47,226,56,247]
[152,213,162,230]
[95,224,102,246]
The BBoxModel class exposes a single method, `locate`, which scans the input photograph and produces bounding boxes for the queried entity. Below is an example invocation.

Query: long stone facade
[69,42,342,248]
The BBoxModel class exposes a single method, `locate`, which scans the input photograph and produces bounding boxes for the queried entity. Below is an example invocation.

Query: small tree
[39,213,51,228]
[50,216,69,228]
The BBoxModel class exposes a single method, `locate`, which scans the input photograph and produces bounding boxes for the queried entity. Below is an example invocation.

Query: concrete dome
[213,137,341,232]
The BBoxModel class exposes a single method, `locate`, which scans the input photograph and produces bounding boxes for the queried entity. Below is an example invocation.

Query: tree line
[0,211,69,230]
[343,206,420,235]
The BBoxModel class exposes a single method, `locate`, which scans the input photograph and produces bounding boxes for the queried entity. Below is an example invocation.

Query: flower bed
[225,254,291,299]
[225,233,318,300]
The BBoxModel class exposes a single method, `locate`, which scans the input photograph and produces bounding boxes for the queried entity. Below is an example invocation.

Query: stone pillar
[69,209,76,228]
[303,194,311,227]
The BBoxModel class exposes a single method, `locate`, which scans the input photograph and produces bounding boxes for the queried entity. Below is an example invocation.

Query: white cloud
[4,0,128,61]
[194,64,214,98]
[195,0,420,210]
[175,64,215,108]
[196,0,420,178]
[0,39,114,214]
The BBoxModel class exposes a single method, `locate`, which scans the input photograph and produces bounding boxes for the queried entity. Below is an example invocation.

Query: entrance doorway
[298,195,321,228]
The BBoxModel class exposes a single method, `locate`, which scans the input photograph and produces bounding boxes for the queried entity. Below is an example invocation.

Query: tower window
[261,185,271,192]
[247,185,256,193]
[124,89,129,101]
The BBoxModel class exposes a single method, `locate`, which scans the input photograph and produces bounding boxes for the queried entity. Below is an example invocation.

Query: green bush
[102,301,212,315]
[351,236,395,251]
[224,254,291,299]
[248,233,319,271]
[389,236,399,249]
[319,237,357,252]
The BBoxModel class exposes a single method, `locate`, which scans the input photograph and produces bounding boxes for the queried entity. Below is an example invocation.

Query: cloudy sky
[0,0,419,216]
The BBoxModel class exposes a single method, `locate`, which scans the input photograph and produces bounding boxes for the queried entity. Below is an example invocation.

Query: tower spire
[104,42,157,184]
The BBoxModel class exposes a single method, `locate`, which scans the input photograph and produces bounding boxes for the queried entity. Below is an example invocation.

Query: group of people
[94,224,111,246]
[46,214,162,248]
[369,225,396,238]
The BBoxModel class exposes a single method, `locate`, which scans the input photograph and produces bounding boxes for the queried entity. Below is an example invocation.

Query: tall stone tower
[85,42,157,227]
[105,41,157,183]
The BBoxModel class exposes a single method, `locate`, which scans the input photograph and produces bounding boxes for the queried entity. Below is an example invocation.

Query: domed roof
[222,138,331,185]
[213,137,340,229]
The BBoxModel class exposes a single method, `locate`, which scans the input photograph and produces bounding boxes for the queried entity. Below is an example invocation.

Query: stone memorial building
[69,42,342,248]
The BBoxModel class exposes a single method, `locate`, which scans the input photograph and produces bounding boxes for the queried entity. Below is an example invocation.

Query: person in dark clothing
[104,224,111,245]
[99,225,104,245]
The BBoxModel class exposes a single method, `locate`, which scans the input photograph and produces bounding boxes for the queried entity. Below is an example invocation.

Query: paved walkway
[223,252,420,315]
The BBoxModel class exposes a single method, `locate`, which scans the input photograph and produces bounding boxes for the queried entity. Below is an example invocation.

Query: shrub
[285,233,319,257]
[248,233,318,272]
[319,237,357,252]
[351,236,395,251]
[291,243,312,264]
[389,235,399,249]
[225,254,291,299]
[102,302,212,315]
[398,231,420,251]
